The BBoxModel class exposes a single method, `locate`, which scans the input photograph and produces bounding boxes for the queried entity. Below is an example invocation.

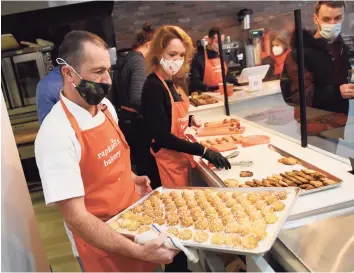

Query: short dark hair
[132,22,155,50]
[208,27,221,39]
[58,30,107,73]
[315,1,346,14]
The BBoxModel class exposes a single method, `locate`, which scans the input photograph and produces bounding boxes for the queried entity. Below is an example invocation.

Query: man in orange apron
[35,30,178,272]
[190,27,239,92]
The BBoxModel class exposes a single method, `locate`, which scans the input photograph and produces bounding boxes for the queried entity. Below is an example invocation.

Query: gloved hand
[206,85,219,91]
[202,149,231,170]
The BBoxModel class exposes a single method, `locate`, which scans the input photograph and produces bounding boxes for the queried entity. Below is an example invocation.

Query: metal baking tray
[268,144,342,195]
[107,186,300,255]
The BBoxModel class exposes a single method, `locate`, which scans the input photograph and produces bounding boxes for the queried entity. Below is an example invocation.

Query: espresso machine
[222,36,243,76]
[238,9,264,68]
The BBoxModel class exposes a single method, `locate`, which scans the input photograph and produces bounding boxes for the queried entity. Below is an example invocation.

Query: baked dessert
[240,171,253,177]
[225,198,237,208]
[224,179,239,187]
[270,201,285,212]
[178,229,193,240]
[225,234,241,247]
[193,231,209,243]
[278,157,297,165]
[140,215,153,225]
[241,235,259,249]
[121,211,135,220]
[211,232,225,245]
[224,222,240,233]
[264,213,278,224]
[195,219,209,230]
[138,225,150,234]
[209,221,224,232]
[247,193,261,203]
[127,220,140,231]
[132,205,143,214]
[180,216,194,228]
[121,219,133,228]
[167,227,179,237]
[154,217,165,225]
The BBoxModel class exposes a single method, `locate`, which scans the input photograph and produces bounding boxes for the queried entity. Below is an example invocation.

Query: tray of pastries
[196,119,246,137]
[216,144,342,195]
[190,92,219,106]
[106,186,300,255]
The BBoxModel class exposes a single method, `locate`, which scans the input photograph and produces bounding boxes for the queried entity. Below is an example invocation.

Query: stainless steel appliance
[1,45,54,119]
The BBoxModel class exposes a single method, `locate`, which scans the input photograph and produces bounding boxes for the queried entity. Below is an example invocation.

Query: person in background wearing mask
[35,30,178,272]
[262,32,291,80]
[190,27,239,92]
[282,1,353,114]
[141,26,231,271]
[111,23,161,189]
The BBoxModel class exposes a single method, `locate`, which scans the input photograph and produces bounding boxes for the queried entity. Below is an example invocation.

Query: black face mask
[74,79,111,105]
[56,58,111,105]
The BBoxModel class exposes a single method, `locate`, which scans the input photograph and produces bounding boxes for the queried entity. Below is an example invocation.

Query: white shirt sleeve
[35,118,85,206]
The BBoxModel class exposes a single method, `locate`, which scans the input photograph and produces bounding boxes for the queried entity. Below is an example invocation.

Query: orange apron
[203,48,228,87]
[151,72,195,188]
[60,98,156,272]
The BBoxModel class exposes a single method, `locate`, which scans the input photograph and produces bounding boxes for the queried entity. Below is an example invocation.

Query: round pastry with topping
[180,216,194,228]
[207,214,219,222]
[232,192,243,199]
[195,219,209,230]
[275,191,288,200]
[224,179,239,187]
[142,200,152,208]
[108,220,120,230]
[187,200,198,209]
[231,204,244,213]
[160,192,169,200]
[241,235,259,249]
[211,232,225,245]
[225,198,237,208]
[264,213,278,224]
[191,212,204,222]
[143,209,154,217]
[127,220,140,231]
[121,219,133,228]
[193,231,209,243]
[209,221,224,232]
[130,214,142,222]
[167,227,179,237]
[199,201,211,210]
[233,210,248,219]
[215,203,227,212]
[121,211,135,220]
[225,234,241,247]
[204,207,217,216]
[238,223,251,236]
[166,215,179,226]
[165,203,177,211]
[182,190,193,199]
[178,229,193,240]
[152,191,161,197]
[224,222,239,234]
[138,225,150,234]
[222,214,236,226]
[169,191,180,199]
[264,195,278,205]
[140,215,153,225]
[132,205,143,213]
[249,225,267,240]
[261,206,274,216]
[177,206,189,214]
[247,193,261,203]
[153,209,164,217]
[270,201,285,212]
[218,208,232,218]
[248,210,263,222]
[254,200,267,210]
[154,216,165,225]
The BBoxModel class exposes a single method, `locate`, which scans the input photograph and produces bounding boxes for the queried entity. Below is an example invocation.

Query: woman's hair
[271,32,290,50]
[145,25,194,81]
[132,22,155,50]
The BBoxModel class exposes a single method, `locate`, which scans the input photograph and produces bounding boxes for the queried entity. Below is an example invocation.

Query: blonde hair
[146,25,194,82]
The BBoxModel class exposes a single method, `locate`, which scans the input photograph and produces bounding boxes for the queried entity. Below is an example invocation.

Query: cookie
[264,213,278,224]
[194,231,209,243]
[211,232,225,245]
[241,235,259,249]
[167,228,179,237]
[225,234,241,247]
[178,229,193,240]
[240,171,253,177]
[224,179,239,187]
[195,219,209,230]
[278,157,297,165]
[209,221,224,232]
[270,201,285,212]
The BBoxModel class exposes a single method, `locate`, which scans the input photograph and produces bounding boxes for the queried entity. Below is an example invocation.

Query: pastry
[165,228,178,238]
[249,210,263,221]
[166,214,179,226]
[121,211,135,220]
[195,219,209,230]
[132,205,143,213]
[262,179,272,187]
[253,179,264,187]
[301,169,317,175]
[270,201,285,212]
[127,220,140,231]
[187,200,199,209]
[165,203,177,211]
[247,193,261,203]
[225,234,241,247]
[272,174,283,180]
[254,200,267,210]
[240,171,253,177]
[278,181,289,187]
[249,225,267,240]
[154,216,165,225]
[241,235,259,249]
[108,220,120,230]
[218,208,231,218]
[238,223,251,236]
[232,192,243,198]
[178,229,193,240]
[264,195,278,205]
[261,206,274,216]
[174,198,187,208]
[153,208,164,217]
[130,214,142,222]
[211,232,225,245]
[204,206,217,216]
[264,213,278,224]
[138,225,150,234]
[226,198,237,208]
[294,175,308,184]
[275,191,288,200]
[321,178,337,185]
[160,192,169,200]
[180,216,194,227]
[293,170,313,181]
[142,200,152,209]
[233,210,248,219]
[310,180,324,188]
[140,215,153,225]
[222,214,236,225]
[224,179,239,187]
[194,231,209,243]
[121,219,133,228]
[278,157,297,165]
[300,184,311,189]
[209,221,224,232]
[224,222,240,233]
[152,191,161,197]
[313,172,326,180]
[245,181,256,187]
[143,209,154,217]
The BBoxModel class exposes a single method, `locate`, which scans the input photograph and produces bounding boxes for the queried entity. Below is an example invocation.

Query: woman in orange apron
[141,25,231,189]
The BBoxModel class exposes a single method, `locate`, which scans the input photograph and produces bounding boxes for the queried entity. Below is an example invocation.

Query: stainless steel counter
[277,206,354,272]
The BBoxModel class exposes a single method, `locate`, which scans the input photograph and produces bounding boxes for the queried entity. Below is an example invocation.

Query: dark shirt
[190,48,239,92]
[141,73,204,155]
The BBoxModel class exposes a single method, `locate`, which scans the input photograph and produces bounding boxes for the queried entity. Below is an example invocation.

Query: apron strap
[155,71,176,105]
[60,97,85,147]
[102,105,130,149]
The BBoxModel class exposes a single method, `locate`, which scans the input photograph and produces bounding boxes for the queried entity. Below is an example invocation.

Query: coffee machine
[222,36,243,76]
